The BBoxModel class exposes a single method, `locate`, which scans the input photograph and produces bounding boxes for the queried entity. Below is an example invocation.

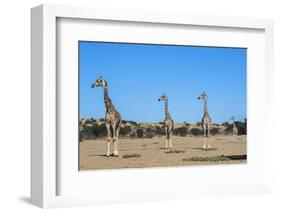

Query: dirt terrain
[79,135,247,170]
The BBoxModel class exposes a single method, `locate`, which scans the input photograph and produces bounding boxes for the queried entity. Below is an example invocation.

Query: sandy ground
[79,135,247,170]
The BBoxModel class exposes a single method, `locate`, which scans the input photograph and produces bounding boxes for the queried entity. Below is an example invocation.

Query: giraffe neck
[204,99,208,114]
[165,99,171,118]
[103,87,114,112]
[233,121,237,128]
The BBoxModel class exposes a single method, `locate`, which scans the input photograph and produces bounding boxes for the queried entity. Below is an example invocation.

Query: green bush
[174,127,188,136]
[145,132,154,138]
[145,127,152,132]
[236,121,247,135]
[119,125,131,136]
[155,126,165,135]
[80,123,107,139]
[190,128,203,136]
[130,132,136,138]
[224,125,233,134]
[224,120,247,135]
[136,129,144,138]
[144,127,155,138]
[93,123,107,137]
[211,127,220,135]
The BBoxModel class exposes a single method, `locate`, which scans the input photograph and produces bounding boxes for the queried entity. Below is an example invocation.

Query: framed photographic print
[31,4,274,208]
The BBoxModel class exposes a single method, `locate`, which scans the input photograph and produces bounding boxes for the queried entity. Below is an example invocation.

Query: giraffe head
[91,76,107,88]
[198,92,207,100]
[158,93,168,102]
[230,116,235,122]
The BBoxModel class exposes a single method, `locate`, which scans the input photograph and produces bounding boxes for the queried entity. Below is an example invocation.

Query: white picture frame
[31,4,274,208]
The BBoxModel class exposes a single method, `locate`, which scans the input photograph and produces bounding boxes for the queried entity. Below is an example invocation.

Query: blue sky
[79,41,246,124]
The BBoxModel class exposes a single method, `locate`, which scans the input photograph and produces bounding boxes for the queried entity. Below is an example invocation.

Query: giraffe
[230,116,238,136]
[158,94,174,148]
[198,92,212,149]
[91,76,121,157]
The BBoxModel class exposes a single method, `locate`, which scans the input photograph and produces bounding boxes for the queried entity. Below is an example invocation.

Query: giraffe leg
[207,124,211,148]
[165,127,168,149]
[203,137,206,149]
[105,122,112,157]
[169,129,173,148]
[114,122,121,156]
[203,125,206,149]
[112,123,119,156]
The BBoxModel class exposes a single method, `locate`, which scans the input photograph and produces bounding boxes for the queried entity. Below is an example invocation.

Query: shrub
[144,127,155,138]
[80,123,107,139]
[224,125,233,134]
[173,127,188,136]
[119,125,131,136]
[92,123,107,137]
[145,127,152,132]
[211,127,220,135]
[79,125,93,139]
[190,128,203,136]
[224,120,247,135]
[130,132,136,138]
[136,129,144,138]
[236,121,247,135]
[155,126,165,135]
[145,132,154,138]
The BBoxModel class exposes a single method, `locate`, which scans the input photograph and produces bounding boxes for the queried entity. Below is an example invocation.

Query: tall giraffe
[91,76,121,157]
[198,92,212,149]
[231,116,238,136]
[158,94,174,148]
